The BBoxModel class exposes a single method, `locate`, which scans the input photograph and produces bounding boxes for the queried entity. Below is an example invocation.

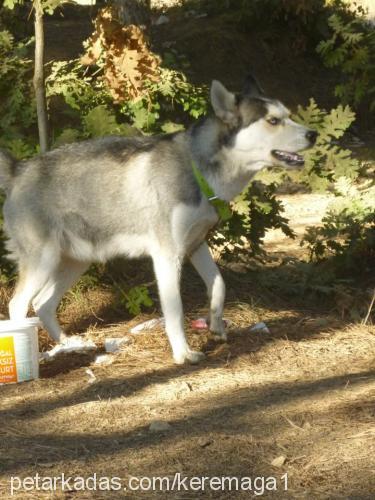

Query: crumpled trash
[190,318,208,330]
[250,321,270,334]
[41,336,96,361]
[94,354,113,365]
[104,337,130,353]
[190,318,232,330]
[130,318,165,334]
[85,368,96,384]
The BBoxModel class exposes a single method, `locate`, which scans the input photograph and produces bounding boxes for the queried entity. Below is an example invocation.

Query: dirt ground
[1,193,374,499]
[1,5,375,499]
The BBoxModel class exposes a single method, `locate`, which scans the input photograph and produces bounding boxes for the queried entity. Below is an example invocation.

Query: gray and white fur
[0,77,317,364]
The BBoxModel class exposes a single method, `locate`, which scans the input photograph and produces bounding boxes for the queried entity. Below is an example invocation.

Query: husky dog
[0,76,317,364]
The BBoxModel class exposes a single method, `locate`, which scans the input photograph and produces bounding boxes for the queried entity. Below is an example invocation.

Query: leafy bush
[0,29,37,158]
[46,59,207,141]
[193,0,356,53]
[303,178,375,273]
[211,182,294,259]
[121,285,154,316]
[293,98,359,190]
[258,175,375,320]
[45,5,207,141]
[317,13,375,110]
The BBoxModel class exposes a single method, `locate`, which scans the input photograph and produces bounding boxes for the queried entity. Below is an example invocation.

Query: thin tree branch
[362,288,375,325]
[33,0,49,153]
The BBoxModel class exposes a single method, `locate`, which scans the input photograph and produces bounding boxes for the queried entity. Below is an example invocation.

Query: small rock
[155,14,169,25]
[312,317,328,328]
[302,421,311,430]
[226,262,248,274]
[271,455,286,468]
[250,322,270,334]
[198,437,213,448]
[185,9,196,17]
[0,313,6,320]
[149,420,172,432]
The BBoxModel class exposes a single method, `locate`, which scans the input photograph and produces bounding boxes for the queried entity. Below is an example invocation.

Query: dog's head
[211,75,317,169]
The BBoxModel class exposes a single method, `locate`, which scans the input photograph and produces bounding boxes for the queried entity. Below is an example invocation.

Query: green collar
[192,161,232,222]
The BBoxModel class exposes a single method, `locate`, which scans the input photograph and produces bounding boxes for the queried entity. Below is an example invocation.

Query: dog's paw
[187,350,205,364]
[212,331,227,342]
[174,349,205,365]
[209,317,227,342]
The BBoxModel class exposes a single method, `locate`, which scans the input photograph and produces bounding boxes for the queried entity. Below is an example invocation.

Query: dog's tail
[0,150,16,192]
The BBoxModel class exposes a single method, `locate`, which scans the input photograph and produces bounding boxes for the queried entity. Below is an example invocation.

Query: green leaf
[0,31,14,50]
[320,105,356,141]
[3,0,20,10]
[83,106,118,137]
[53,128,81,147]
[83,105,136,138]
[232,190,250,218]
[294,98,324,128]
[124,286,153,316]
[131,106,148,129]
[42,0,67,15]
[161,122,185,134]
[4,138,36,160]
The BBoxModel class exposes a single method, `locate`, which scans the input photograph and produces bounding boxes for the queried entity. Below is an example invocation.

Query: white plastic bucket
[0,317,40,384]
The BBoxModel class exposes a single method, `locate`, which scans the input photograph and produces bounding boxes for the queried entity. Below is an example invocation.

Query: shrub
[0,29,37,158]
[317,12,375,111]
[303,177,375,275]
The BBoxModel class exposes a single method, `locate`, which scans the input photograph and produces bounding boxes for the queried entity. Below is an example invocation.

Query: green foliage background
[0,0,374,316]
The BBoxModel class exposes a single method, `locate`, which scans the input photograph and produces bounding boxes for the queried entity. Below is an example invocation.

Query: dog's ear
[210,80,238,125]
[242,73,264,98]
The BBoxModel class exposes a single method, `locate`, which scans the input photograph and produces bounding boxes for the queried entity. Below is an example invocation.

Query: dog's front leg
[190,243,227,341]
[152,252,205,364]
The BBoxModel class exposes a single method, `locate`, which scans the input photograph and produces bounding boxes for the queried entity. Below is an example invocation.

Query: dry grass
[1,196,374,499]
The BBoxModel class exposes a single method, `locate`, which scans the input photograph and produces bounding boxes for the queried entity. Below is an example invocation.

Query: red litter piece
[190,318,209,330]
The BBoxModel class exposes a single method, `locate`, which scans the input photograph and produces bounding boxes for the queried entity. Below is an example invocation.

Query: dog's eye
[267,117,281,126]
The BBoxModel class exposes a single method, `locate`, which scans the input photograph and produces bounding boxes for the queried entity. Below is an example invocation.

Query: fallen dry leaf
[271,455,287,468]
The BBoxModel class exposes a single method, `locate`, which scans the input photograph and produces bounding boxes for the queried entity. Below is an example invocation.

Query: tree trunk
[33,0,48,153]
[112,0,151,27]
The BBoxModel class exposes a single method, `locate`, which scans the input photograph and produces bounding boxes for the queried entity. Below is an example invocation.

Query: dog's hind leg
[8,262,35,319]
[190,242,227,341]
[32,257,89,343]
[152,252,204,364]
[9,247,59,321]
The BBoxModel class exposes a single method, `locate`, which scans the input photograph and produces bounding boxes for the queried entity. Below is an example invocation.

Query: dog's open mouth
[271,150,304,166]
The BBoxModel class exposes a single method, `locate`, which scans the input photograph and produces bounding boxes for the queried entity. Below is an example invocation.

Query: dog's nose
[306,129,318,145]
